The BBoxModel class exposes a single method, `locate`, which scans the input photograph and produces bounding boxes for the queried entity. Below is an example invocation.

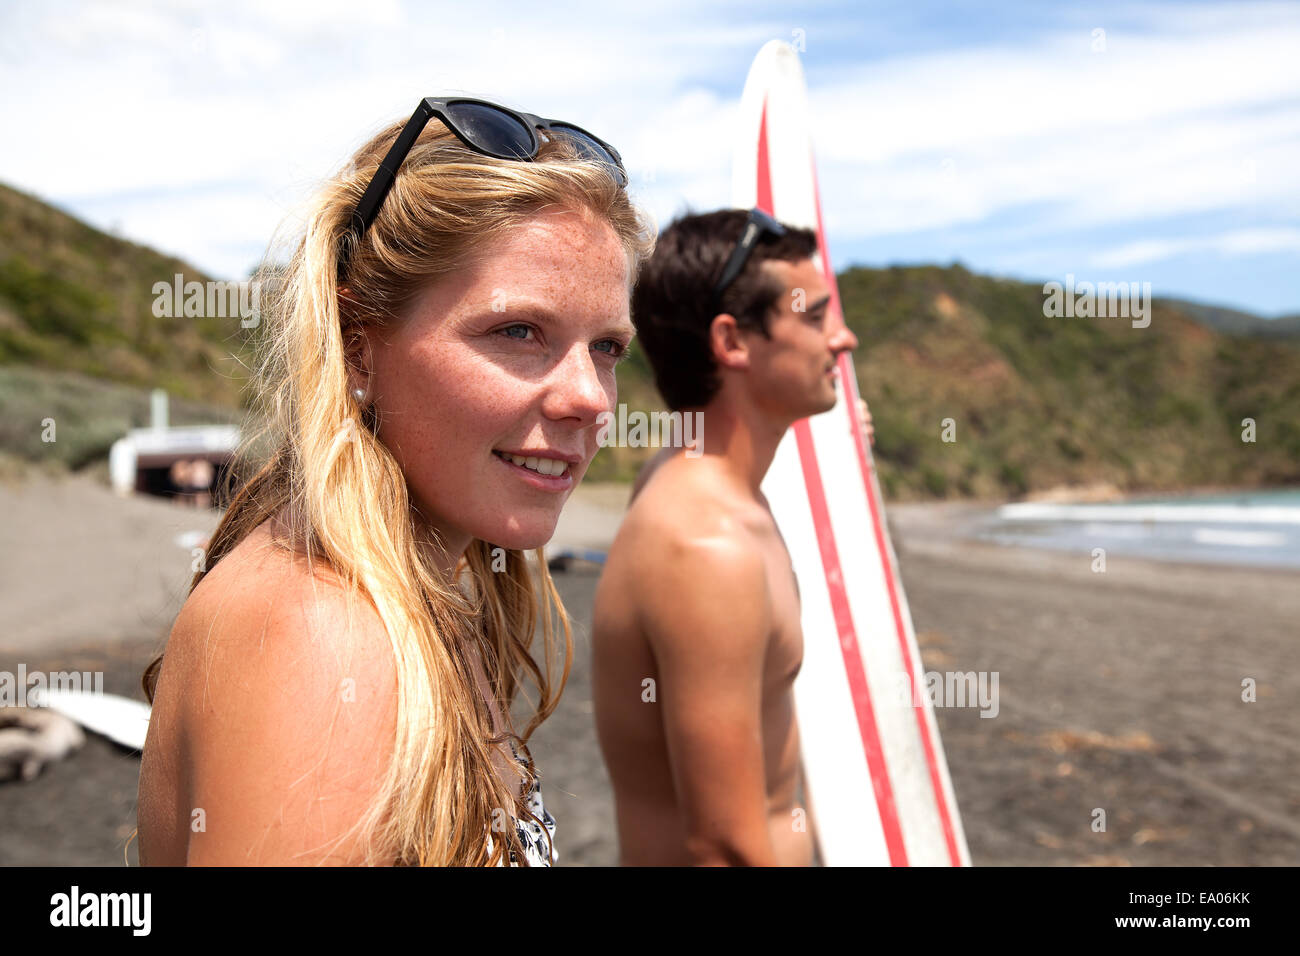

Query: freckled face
[364,205,633,554]
[743,258,858,421]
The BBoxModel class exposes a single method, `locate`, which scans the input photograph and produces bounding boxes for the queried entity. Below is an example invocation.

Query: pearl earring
[352,387,367,403]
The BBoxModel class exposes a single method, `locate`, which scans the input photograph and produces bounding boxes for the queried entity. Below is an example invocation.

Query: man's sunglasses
[338,96,628,280]
[712,208,788,308]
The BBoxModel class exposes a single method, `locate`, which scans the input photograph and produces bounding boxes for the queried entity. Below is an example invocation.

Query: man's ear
[709,313,751,371]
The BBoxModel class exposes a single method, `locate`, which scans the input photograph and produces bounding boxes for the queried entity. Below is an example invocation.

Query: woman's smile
[491,448,577,491]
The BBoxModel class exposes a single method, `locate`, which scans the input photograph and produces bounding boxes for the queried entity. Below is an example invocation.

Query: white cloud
[1091,226,1300,268]
[811,8,1300,240]
[0,0,1296,288]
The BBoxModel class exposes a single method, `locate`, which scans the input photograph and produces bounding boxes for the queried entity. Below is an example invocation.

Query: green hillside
[838,264,1300,499]
[1160,298,1300,339]
[1,180,1296,499]
[0,182,254,408]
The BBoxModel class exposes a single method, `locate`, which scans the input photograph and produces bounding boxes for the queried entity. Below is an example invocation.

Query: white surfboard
[27,687,151,752]
[734,40,971,866]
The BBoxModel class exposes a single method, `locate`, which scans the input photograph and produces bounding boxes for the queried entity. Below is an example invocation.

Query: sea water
[978,488,1300,569]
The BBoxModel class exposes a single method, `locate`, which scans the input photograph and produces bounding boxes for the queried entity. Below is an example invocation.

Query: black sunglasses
[712,208,788,307]
[338,96,628,280]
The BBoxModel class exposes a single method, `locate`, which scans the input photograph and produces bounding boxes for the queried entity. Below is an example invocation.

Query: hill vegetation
[837,264,1300,499]
[2,181,1296,499]
[0,183,253,409]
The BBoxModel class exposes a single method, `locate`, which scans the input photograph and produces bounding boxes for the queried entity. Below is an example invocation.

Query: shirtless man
[591,208,861,866]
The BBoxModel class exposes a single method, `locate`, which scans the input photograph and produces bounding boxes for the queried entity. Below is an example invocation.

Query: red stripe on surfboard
[791,420,909,867]
[808,153,966,867]
[757,101,909,867]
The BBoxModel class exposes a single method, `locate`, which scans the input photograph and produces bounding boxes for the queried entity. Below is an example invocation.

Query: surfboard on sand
[27,687,152,752]
[733,40,972,866]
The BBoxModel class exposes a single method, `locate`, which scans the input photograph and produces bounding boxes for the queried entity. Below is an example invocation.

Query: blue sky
[1,0,1296,315]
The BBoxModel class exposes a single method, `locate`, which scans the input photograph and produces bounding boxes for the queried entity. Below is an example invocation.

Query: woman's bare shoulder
[154,514,398,864]
[175,515,391,669]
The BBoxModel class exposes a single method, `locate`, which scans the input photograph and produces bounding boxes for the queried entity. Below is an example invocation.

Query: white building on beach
[107,390,239,500]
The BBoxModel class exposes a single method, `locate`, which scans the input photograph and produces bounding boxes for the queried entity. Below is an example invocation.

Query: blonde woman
[136,97,654,866]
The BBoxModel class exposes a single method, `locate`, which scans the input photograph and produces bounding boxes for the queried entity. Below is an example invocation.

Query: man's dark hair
[631,209,818,410]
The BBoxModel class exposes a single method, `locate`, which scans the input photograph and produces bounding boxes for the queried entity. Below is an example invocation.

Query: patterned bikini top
[461,633,556,866]
[485,743,557,867]
[510,745,558,866]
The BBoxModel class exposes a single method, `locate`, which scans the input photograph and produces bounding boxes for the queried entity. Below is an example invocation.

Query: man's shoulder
[616,468,765,568]
[603,486,772,644]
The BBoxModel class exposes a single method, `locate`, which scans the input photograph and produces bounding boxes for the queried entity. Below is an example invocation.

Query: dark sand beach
[1,473,1296,866]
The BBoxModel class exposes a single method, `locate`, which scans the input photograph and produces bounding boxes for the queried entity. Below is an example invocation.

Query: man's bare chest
[760,536,804,689]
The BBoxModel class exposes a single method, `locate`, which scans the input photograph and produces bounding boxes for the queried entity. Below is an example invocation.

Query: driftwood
[0,707,86,782]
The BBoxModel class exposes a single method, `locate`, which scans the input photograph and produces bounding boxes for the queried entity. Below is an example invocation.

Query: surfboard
[27,687,152,752]
[733,40,971,866]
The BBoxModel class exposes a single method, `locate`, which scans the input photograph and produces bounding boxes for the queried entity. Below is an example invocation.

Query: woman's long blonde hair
[143,110,655,865]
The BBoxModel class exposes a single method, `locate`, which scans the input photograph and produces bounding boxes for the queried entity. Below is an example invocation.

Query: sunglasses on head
[338,96,628,280]
[712,208,788,309]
